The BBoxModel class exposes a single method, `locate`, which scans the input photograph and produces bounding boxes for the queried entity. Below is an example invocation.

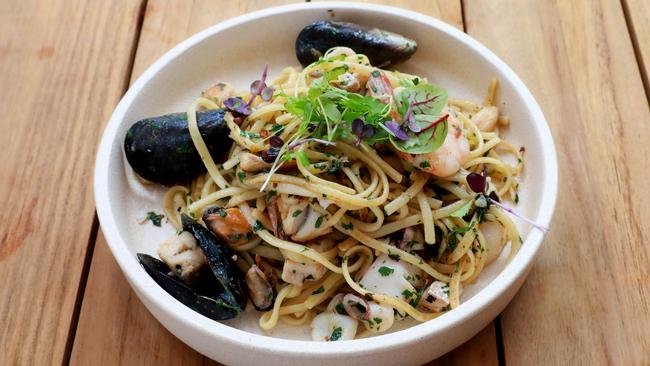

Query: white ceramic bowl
[95,2,558,365]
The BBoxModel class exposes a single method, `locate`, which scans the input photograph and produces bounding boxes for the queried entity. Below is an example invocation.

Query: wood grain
[0,1,144,364]
[623,0,650,94]
[464,0,650,364]
[70,1,497,365]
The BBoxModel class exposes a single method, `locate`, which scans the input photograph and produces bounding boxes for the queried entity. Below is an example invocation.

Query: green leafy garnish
[390,83,449,154]
[253,220,265,232]
[315,215,324,228]
[447,225,472,252]
[450,199,473,218]
[295,150,310,167]
[311,286,325,295]
[378,266,394,277]
[292,210,303,217]
[329,326,343,341]
[145,211,164,227]
[402,289,415,299]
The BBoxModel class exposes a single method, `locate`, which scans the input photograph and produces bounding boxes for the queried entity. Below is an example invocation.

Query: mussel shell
[295,21,417,68]
[181,214,248,309]
[124,108,232,185]
[137,253,240,321]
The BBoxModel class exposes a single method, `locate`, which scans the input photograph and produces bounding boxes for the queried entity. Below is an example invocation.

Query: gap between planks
[620,0,650,104]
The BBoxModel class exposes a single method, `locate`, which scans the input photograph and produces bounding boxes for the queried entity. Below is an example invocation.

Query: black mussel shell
[295,20,417,68]
[137,253,240,321]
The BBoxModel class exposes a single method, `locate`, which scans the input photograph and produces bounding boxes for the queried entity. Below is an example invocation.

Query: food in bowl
[123,21,544,341]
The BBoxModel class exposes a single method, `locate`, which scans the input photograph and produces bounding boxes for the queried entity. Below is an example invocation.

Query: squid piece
[311,312,358,341]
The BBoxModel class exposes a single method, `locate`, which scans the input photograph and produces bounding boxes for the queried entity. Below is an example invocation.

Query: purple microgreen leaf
[242,65,270,108]
[261,86,275,101]
[407,112,420,132]
[384,121,409,141]
[261,148,279,163]
[351,118,364,135]
[362,124,375,138]
[466,172,486,193]
[488,197,548,233]
[250,79,266,95]
[224,97,252,116]
[269,135,284,148]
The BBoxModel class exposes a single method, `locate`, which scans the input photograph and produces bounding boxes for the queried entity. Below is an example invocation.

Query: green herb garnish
[145,211,164,227]
[329,326,343,341]
[378,266,394,277]
[253,220,265,232]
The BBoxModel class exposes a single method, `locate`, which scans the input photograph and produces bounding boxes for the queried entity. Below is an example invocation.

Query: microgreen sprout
[224,65,275,117]
[465,168,548,233]
[383,120,409,141]
[351,118,375,146]
[288,138,337,150]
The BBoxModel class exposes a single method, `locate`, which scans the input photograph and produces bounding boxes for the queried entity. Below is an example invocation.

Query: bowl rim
[95,1,558,356]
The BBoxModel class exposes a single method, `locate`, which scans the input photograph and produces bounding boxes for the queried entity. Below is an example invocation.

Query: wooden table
[2,0,649,364]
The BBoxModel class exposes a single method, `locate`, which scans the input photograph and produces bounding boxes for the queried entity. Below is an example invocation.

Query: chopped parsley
[265,190,277,203]
[239,130,259,139]
[292,209,303,217]
[311,286,325,295]
[373,317,382,325]
[270,123,284,134]
[329,326,343,341]
[145,211,164,227]
[447,225,473,252]
[335,303,346,315]
[238,171,246,183]
[315,215,324,228]
[388,251,401,261]
[419,160,431,168]
[402,289,415,299]
[253,220,265,232]
[378,266,394,277]
[342,222,354,231]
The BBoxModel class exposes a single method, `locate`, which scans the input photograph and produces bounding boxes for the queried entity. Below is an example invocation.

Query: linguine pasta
[159,47,524,340]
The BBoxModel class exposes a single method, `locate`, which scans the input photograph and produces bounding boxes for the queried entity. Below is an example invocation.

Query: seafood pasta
[125,21,541,342]
[146,50,519,339]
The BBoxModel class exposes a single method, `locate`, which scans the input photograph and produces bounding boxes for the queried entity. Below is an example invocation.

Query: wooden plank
[623,0,650,94]
[70,2,299,365]
[72,1,495,365]
[464,0,650,364]
[0,1,144,364]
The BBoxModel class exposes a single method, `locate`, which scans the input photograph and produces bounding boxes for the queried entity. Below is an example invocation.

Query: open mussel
[137,254,241,320]
[181,213,248,309]
[124,108,232,185]
[137,213,248,320]
[295,20,417,68]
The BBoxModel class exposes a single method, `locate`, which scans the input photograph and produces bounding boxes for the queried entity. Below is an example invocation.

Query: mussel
[137,254,241,320]
[180,214,248,309]
[137,214,248,320]
[295,21,417,68]
[124,109,232,184]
